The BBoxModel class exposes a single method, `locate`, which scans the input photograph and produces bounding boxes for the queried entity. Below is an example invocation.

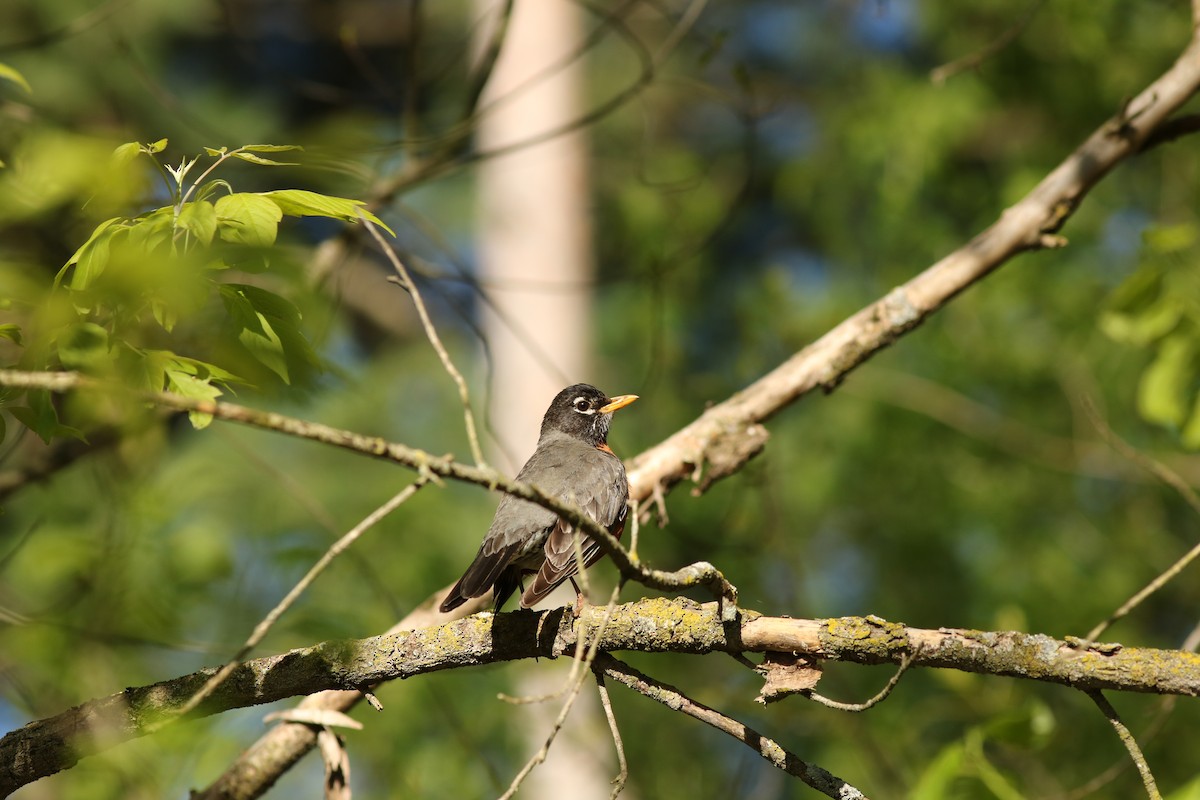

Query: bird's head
[540,383,638,446]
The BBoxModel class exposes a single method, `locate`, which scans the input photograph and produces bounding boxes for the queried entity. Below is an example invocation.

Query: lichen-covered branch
[4,597,1198,795]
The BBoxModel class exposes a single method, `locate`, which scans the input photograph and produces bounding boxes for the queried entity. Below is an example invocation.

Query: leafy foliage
[1,2,1199,799]
[3,140,390,441]
[1103,223,1200,446]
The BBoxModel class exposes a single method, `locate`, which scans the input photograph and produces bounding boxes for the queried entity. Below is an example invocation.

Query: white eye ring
[573,397,592,413]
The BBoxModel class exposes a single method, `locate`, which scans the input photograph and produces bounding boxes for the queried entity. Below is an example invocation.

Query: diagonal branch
[4,18,1200,800]
[4,598,1200,794]
[167,479,428,724]
[624,24,1200,504]
[592,652,866,800]
[1086,690,1162,800]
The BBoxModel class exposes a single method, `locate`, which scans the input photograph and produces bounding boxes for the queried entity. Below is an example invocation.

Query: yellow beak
[599,394,639,414]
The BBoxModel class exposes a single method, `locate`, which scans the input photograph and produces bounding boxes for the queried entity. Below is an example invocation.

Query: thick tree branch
[3,598,1199,795]
[3,18,1200,800]
[624,25,1200,503]
[194,590,489,800]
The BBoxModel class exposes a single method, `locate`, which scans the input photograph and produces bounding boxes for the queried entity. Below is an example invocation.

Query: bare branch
[803,647,920,712]
[1086,690,1162,800]
[625,26,1200,504]
[6,598,1200,795]
[593,653,866,800]
[930,0,1047,85]
[1138,112,1200,152]
[496,586,621,800]
[593,672,628,799]
[167,479,428,723]
[363,216,487,466]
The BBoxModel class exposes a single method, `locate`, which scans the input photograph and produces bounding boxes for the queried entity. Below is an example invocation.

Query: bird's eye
[573,397,591,413]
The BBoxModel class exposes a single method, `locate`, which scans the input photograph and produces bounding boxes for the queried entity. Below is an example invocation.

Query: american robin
[439,384,638,613]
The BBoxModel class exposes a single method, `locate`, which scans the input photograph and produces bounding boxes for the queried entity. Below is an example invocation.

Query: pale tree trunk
[476,0,593,472]
[474,1,623,798]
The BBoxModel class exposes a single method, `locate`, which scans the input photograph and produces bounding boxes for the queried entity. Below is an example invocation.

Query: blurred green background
[2,1,1200,797]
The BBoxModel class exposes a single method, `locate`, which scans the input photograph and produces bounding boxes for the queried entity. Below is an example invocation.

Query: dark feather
[439,540,522,612]
[521,472,628,607]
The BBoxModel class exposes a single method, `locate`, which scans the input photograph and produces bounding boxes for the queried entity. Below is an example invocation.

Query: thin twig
[194,588,490,800]
[594,653,867,799]
[497,585,622,799]
[806,647,919,712]
[930,0,1047,85]
[463,0,515,120]
[166,479,428,722]
[594,672,629,799]
[0,369,739,616]
[627,498,641,559]
[1082,397,1200,642]
[363,216,487,467]
[498,538,616,706]
[1085,690,1161,800]
[1066,617,1200,799]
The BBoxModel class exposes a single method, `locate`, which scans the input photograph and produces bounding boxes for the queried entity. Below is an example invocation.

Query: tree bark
[3,598,1198,796]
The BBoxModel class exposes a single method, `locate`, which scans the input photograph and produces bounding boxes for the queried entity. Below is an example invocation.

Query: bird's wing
[439,539,523,612]
[439,494,557,612]
[520,462,628,608]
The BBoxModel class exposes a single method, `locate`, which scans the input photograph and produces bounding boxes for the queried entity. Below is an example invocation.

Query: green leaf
[146,138,168,154]
[219,284,266,336]
[232,283,303,326]
[112,142,143,167]
[0,323,22,345]
[138,349,170,392]
[58,217,122,288]
[231,152,300,167]
[222,284,317,384]
[151,299,178,333]
[176,200,218,246]
[241,144,304,153]
[9,390,85,444]
[238,312,290,383]
[909,741,965,800]
[215,192,282,247]
[1137,332,1197,428]
[166,355,242,385]
[1183,393,1200,450]
[966,730,1025,800]
[125,208,174,253]
[1143,222,1198,254]
[260,189,394,234]
[1099,298,1182,346]
[194,179,233,203]
[57,322,110,372]
[0,63,31,93]
[203,146,228,157]
[165,369,222,429]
